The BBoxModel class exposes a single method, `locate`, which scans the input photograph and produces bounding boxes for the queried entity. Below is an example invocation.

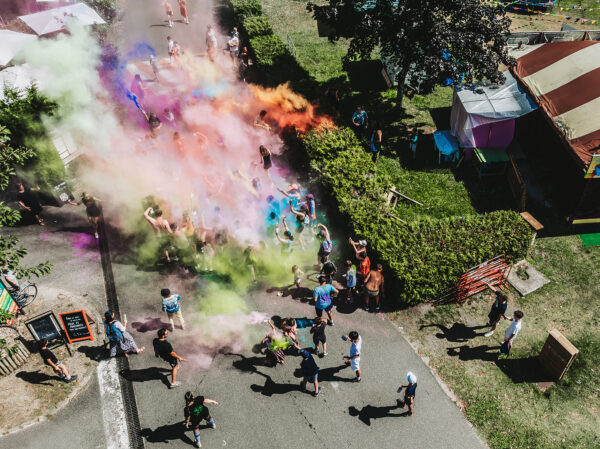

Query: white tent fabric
[19,3,105,36]
[450,71,537,148]
[0,64,42,100]
[0,31,37,66]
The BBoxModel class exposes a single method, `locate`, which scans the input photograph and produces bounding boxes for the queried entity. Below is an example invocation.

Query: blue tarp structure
[433,130,460,164]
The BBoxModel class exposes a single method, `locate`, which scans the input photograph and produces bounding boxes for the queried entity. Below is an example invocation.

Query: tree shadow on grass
[141,422,194,445]
[420,323,489,342]
[348,403,406,426]
[16,370,55,385]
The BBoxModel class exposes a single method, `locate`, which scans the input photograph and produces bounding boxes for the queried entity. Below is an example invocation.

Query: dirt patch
[0,287,104,434]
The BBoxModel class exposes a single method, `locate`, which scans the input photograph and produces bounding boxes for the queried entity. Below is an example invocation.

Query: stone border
[1,362,95,436]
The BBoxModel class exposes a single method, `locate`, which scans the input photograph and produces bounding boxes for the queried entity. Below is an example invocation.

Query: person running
[104,310,145,358]
[167,36,175,62]
[164,1,174,27]
[321,259,336,285]
[68,192,103,238]
[292,264,304,288]
[149,54,160,81]
[178,0,189,24]
[298,348,321,397]
[310,316,327,356]
[275,217,294,255]
[484,281,509,337]
[370,121,383,163]
[499,311,523,356]
[253,110,271,131]
[130,74,147,104]
[343,260,357,303]
[16,182,44,226]
[206,25,218,61]
[313,275,338,326]
[289,200,309,250]
[153,328,187,388]
[342,331,362,382]
[363,264,384,311]
[316,223,332,265]
[144,206,174,261]
[38,338,77,383]
[397,372,417,416]
[306,193,317,226]
[161,288,185,331]
[184,391,218,448]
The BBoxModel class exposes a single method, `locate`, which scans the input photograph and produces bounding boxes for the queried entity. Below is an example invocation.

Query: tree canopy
[307,0,512,107]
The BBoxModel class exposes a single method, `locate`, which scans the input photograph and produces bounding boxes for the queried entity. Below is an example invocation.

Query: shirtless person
[363,264,384,312]
[144,207,174,261]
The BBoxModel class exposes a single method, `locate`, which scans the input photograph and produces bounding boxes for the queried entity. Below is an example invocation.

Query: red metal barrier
[454,255,511,304]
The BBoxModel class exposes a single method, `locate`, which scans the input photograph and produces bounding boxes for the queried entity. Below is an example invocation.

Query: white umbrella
[0,31,37,66]
[19,3,106,36]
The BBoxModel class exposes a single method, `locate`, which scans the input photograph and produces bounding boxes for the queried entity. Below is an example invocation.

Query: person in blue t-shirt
[313,275,339,326]
[351,106,368,134]
[161,288,185,331]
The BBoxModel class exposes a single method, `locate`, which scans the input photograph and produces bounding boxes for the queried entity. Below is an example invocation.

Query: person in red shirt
[358,253,370,289]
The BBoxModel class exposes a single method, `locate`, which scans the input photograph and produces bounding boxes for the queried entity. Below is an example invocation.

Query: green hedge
[303,127,532,305]
[243,15,273,38]
[230,0,262,21]
[249,35,288,68]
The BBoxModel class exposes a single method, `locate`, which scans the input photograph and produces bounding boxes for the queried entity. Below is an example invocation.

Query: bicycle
[10,281,38,311]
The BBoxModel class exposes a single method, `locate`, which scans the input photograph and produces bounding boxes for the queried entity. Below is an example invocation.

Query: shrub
[302,127,532,305]
[243,15,273,38]
[250,34,288,68]
[230,0,262,21]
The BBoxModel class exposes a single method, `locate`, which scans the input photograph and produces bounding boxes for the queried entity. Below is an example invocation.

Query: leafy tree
[307,0,512,108]
[0,235,52,280]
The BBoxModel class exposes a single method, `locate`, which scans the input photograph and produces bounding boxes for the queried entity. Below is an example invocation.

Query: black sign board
[25,311,63,342]
[59,310,94,344]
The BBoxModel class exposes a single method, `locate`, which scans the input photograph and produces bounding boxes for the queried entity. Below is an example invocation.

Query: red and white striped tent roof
[513,41,600,169]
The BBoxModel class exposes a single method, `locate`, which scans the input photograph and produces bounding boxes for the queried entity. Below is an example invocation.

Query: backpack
[105,322,123,342]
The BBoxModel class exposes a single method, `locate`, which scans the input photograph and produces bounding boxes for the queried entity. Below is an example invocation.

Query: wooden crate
[538,329,578,382]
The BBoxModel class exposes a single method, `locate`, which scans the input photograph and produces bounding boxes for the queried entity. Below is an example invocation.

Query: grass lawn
[392,235,600,448]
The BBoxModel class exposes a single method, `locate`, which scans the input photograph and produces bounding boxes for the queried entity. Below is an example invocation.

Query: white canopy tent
[0,64,43,100]
[450,71,537,149]
[0,31,37,66]
[19,2,105,36]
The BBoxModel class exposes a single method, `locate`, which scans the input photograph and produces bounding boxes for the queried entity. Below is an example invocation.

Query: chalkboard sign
[59,310,94,343]
[25,311,63,342]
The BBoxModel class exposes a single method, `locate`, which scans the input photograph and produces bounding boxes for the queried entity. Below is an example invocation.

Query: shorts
[313,335,326,345]
[303,373,318,383]
[162,356,178,368]
[350,357,360,371]
[366,288,379,297]
[315,304,332,317]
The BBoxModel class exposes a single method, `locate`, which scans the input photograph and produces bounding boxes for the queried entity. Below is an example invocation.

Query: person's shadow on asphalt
[140,422,194,445]
[119,367,172,387]
[348,404,406,426]
[420,323,488,342]
[131,317,172,333]
[251,376,300,396]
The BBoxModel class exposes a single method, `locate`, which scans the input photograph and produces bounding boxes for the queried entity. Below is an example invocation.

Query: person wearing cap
[483,281,508,337]
[398,372,418,416]
[298,348,321,397]
[161,288,185,331]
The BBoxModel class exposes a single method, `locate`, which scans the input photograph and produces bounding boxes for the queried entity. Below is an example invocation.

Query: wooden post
[520,212,544,254]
